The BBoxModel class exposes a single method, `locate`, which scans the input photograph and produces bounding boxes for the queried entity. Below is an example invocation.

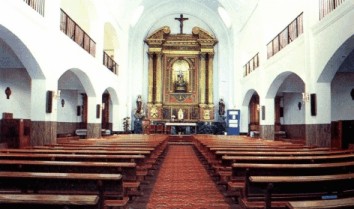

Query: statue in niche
[174,70,187,93]
[172,59,189,93]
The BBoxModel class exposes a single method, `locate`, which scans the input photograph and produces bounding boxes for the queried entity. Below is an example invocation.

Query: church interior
[0,0,354,208]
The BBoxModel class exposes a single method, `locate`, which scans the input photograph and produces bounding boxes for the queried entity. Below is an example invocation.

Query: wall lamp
[5,87,11,99]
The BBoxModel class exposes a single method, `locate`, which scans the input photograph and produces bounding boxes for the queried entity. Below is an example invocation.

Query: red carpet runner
[147,145,231,209]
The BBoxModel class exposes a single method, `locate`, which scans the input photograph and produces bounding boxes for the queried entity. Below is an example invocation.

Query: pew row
[242,173,354,209]
[0,194,99,209]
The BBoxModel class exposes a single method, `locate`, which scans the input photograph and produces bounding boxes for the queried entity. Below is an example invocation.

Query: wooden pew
[286,197,354,209]
[0,159,137,181]
[0,153,145,165]
[243,173,354,209]
[0,153,146,199]
[0,148,151,155]
[33,145,155,151]
[222,153,354,167]
[0,171,124,209]
[0,194,99,209]
[228,161,354,204]
[210,149,353,186]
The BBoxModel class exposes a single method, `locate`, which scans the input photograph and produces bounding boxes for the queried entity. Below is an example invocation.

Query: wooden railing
[23,0,45,16]
[267,13,303,59]
[244,53,259,77]
[60,9,96,57]
[103,51,118,75]
[320,0,346,20]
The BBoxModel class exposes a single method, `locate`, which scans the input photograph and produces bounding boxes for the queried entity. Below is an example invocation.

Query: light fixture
[61,99,65,107]
[298,102,302,110]
[5,87,11,99]
[52,90,61,99]
[302,92,310,103]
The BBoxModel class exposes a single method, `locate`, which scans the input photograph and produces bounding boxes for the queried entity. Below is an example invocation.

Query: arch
[104,87,119,105]
[58,68,96,97]
[0,25,44,80]
[265,71,304,99]
[128,0,233,104]
[318,35,354,83]
[242,89,259,106]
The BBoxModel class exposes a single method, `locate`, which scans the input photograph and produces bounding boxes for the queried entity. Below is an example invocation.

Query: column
[156,53,163,104]
[207,53,214,104]
[199,53,207,104]
[147,52,154,103]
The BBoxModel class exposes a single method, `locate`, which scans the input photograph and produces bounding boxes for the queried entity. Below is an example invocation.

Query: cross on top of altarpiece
[174,14,189,34]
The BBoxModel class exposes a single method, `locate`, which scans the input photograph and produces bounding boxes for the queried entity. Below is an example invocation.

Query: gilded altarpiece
[145,26,218,122]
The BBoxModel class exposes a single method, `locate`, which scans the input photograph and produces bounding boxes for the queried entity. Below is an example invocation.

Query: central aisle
[147,145,231,209]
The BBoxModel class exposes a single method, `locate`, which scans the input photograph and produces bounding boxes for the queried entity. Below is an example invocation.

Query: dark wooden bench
[0,171,124,209]
[227,161,354,204]
[0,159,137,181]
[222,153,354,167]
[0,152,146,165]
[0,148,151,156]
[0,194,99,209]
[286,196,354,209]
[33,145,155,151]
[243,173,354,209]
[104,196,129,209]
[212,150,354,186]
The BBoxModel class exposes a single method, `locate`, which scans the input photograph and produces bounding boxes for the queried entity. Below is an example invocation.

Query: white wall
[331,72,354,121]
[0,68,31,119]
[283,93,305,124]
[57,90,81,123]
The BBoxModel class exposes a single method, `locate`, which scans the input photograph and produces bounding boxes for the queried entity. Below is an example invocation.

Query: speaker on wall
[280,107,284,117]
[46,91,53,113]
[77,106,81,116]
[96,104,101,119]
[310,93,316,116]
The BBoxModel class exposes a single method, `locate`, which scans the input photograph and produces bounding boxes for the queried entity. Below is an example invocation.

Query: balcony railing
[267,13,303,59]
[60,9,96,57]
[244,53,259,77]
[103,52,118,75]
[320,0,346,20]
[23,0,45,16]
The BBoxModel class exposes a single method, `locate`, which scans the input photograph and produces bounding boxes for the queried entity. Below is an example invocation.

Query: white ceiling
[103,0,260,33]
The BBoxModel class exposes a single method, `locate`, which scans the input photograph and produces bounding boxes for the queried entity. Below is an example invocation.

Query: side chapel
[144,24,218,123]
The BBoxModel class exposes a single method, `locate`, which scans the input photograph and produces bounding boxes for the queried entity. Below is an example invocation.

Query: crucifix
[175,14,189,34]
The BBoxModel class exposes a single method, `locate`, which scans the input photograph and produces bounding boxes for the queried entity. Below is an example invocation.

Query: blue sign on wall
[227,109,240,135]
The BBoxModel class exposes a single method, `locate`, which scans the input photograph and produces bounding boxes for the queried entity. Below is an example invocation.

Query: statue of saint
[218,98,225,116]
[174,71,187,93]
[136,95,142,114]
[134,95,145,119]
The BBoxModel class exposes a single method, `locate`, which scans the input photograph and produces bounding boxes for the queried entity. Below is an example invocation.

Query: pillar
[156,53,163,104]
[207,53,214,104]
[199,53,207,104]
[147,52,154,103]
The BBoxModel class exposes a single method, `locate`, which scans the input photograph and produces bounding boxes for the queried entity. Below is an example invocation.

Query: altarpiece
[144,26,218,122]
